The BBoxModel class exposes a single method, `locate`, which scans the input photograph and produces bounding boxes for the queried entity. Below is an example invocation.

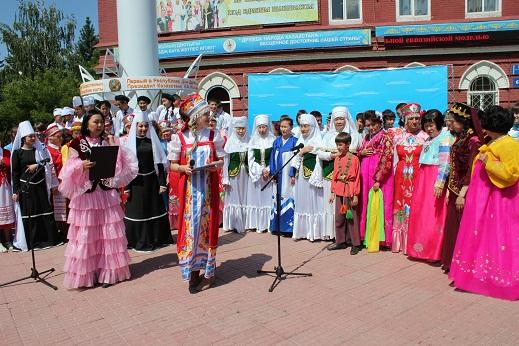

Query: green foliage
[0,69,79,131]
[0,1,99,140]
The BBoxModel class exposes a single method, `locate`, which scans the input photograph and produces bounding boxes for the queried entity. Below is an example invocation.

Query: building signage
[383,30,519,47]
[79,76,199,96]
[512,77,519,89]
[376,19,519,37]
[158,29,371,59]
[156,0,319,33]
[512,65,519,76]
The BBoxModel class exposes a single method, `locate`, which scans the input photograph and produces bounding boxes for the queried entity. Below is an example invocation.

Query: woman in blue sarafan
[269,116,298,235]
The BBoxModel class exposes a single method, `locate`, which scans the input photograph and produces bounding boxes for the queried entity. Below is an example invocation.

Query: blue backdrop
[247,65,448,130]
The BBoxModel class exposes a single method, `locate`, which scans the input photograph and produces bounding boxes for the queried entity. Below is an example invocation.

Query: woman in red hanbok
[391,103,428,254]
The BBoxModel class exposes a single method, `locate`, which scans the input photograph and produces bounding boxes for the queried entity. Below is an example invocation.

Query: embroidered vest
[228,152,248,177]
[322,159,334,181]
[302,153,317,179]
[253,148,272,166]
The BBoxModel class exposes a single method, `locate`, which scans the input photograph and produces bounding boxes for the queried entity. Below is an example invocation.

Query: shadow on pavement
[129,252,179,280]
[216,253,272,286]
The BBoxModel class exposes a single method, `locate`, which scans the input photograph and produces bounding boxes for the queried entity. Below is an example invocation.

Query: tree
[76,17,98,64]
[0,69,79,132]
[0,0,75,79]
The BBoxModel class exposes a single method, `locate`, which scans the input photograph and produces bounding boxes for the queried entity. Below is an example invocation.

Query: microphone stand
[257,147,312,292]
[0,162,57,290]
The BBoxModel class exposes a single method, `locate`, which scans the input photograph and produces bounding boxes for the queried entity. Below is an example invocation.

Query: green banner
[156,0,319,33]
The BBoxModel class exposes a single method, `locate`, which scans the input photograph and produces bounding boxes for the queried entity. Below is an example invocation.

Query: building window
[329,0,362,24]
[459,60,509,110]
[466,0,501,18]
[397,0,430,21]
[469,76,497,110]
[268,68,293,74]
[207,87,232,115]
[198,72,241,116]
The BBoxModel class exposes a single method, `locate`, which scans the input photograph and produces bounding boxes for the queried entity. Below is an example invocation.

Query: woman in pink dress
[449,106,519,300]
[407,110,454,261]
[391,103,428,254]
[59,110,138,289]
[358,110,394,247]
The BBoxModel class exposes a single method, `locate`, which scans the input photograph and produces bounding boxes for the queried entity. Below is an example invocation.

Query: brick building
[97,0,519,116]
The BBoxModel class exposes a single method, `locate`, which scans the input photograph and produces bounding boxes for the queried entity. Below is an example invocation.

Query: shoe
[101,283,111,288]
[189,271,203,289]
[11,246,22,252]
[0,243,7,253]
[195,277,215,292]
[7,242,13,250]
[327,243,347,251]
[350,246,360,255]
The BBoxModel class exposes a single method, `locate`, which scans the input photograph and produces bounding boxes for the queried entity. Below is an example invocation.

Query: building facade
[97,0,519,116]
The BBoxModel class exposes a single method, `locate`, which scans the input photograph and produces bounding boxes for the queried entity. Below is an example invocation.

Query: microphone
[189,159,195,169]
[291,143,304,152]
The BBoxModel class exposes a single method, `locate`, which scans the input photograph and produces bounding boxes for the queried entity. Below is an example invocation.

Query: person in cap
[11,121,60,251]
[291,113,325,241]
[441,102,483,272]
[52,108,64,129]
[45,124,68,240]
[61,120,82,165]
[449,106,519,300]
[358,110,394,251]
[390,103,428,254]
[245,114,276,233]
[167,93,225,291]
[114,95,133,137]
[208,98,232,135]
[72,96,85,121]
[123,112,173,252]
[222,116,250,234]
[59,109,138,289]
[318,106,358,242]
[407,110,454,261]
[0,141,15,252]
[61,107,75,129]
[83,96,96,112]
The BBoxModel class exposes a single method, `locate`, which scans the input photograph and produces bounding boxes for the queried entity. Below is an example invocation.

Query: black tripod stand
[257,147,312,292]
[0,162,57,290]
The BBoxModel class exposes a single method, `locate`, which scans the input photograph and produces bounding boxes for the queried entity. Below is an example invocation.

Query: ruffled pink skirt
[63,188,130,289]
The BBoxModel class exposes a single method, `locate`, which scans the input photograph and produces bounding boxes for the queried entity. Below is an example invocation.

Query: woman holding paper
[167,94,225,292]
[59,110,138,289]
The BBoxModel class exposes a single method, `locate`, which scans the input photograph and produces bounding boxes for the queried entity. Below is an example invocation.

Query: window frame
[328,0,363,25]
[396,0,431,22]
[468,76,498,110]
[465,0,502,18]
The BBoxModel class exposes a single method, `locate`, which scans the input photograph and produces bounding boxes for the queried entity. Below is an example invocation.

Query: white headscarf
[322,106,358,149]
[248,114,275,149]
[11,121,53,251]
[295,113,323,150]
[125,111,168,174]
[224,116,250,153]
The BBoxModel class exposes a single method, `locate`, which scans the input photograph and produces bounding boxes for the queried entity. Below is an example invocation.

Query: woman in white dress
[222,116,250,234]
[245,114,276,233]
[317,106,358,240]
[292,114,325,241]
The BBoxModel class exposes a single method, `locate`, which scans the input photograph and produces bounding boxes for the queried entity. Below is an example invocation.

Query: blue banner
[158,29,371,59]
[247,66,448,130]
[376,19,519,37]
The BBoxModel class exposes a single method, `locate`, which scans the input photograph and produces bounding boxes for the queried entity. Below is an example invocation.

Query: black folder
[89,146,119,181]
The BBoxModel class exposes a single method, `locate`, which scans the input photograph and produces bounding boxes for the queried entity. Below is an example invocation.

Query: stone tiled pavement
[1,230,518,346]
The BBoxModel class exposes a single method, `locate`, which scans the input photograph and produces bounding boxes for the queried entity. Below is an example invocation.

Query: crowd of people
[0,91,518,300]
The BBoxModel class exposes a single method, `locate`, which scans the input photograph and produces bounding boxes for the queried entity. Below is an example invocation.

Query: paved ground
[1,230,518,346]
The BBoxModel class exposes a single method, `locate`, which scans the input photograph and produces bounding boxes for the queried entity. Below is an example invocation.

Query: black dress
[124,137,173,251]
[12,148,60,249]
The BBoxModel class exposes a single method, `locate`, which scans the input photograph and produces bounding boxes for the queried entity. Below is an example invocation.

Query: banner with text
[158,29,371,59]
[156,0,319,33]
